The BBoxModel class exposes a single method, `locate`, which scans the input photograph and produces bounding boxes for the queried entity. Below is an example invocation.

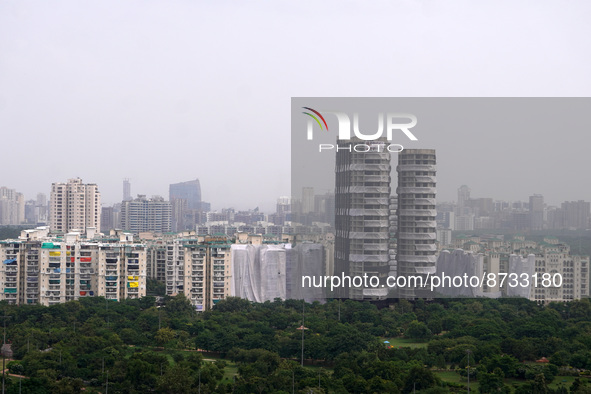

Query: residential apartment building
[49,178,101,233]
[450,235,589,303]
[0,240,20,304]
[334,138,391,300]
[396,149,437,298]
[0,227,146,305]
[147,240,167,281]
[120,195,172,234]
[0,186,25,225]
[162,235,232,311]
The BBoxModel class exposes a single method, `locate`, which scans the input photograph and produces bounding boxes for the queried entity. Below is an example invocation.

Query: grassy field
[435,371,478,390]
[437,370,578,391]
[383,337,429,349]
[219,361,238,382]
[548,375,577,390]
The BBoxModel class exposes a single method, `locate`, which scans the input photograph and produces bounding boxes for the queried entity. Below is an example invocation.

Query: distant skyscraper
[101,206,115,232]
[24,200,36,224]
[169,179,204,231]
[0,187,25,225]
[561,200,590,230]
[36,193,48,223]
[49,178,101,233]
[334,138,390,300]
[301,187,315,214]
[169,179,202,210]
[36,193,46,207]
[276,196,291,215]
[123,179,132,201]
[396,149,437,298]
[529,194,544,230]
[457,185,471,214]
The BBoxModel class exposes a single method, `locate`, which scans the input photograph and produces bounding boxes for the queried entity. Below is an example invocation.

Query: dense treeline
[2,296,591,392]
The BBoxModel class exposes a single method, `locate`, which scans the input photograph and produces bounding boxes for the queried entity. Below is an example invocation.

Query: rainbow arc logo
[302,107,329,132]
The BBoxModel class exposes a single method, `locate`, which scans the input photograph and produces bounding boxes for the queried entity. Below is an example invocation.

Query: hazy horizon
[2,1,591,211]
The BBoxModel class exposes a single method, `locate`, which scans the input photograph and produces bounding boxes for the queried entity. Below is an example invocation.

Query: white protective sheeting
[435,249,487,297]
[506,254,536,298]
[230,244,287,303]
[231,243,325,303]
[287,243,325,302]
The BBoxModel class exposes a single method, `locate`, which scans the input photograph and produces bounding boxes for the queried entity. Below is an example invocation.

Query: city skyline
[2,2,591,211]
[5,178,591,214]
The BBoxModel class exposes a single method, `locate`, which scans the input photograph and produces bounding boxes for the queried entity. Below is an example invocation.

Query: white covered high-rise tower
[396,149,437,298]
[334,138,391,300]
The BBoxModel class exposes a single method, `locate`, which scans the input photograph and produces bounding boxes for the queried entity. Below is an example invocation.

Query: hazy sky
[1,1,590,211]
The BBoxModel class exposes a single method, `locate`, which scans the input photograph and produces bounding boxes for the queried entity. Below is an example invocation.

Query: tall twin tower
[334,140,437,300]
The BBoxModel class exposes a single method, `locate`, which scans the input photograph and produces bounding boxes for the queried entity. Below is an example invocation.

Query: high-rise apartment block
[0,186,25,225]
[334,138,391,300]
[49,178,101,233]
[161,235,233,311]
[560,200,590,230]
[301,187,315,214]
[101,206,115,233]
[120,195,172,234]
[147,240,167,282]
[396,149,437,298]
